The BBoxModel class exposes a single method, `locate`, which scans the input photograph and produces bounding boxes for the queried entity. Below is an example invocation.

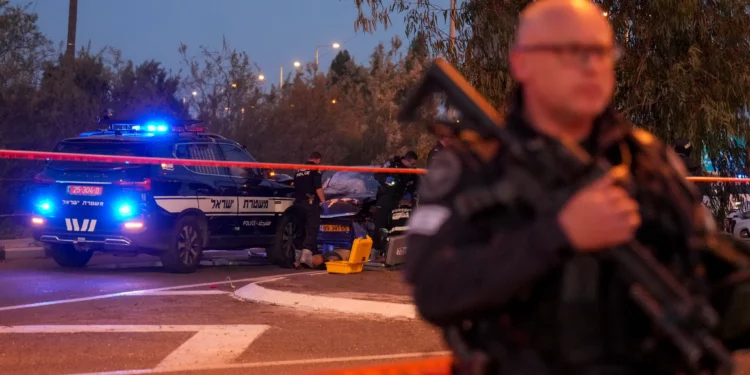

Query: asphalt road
[0,253,446,375]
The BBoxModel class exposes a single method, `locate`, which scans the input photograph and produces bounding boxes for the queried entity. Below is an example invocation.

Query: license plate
[321,224,350,233]
[68,185,103,196]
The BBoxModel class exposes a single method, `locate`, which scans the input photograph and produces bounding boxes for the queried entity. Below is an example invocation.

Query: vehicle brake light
[114,178,152,191]
[124,221,144,230]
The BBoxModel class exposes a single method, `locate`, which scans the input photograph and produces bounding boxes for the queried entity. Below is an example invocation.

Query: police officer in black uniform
[373,150,419,255]
[405,1,750,374]
[674,138,702,176]
[292,151,325,268]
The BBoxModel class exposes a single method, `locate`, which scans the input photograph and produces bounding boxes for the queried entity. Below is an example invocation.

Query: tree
[36,46,113,147]
[0,0,51,91]
[354,36,436,164]
[405,31,430,71]
[251,73,361,164]
[0,1,53,231]
[354,0,750,217]
[0,0,52,144]
[330,50,353,80]
[179,39,265,138]
[109,59,186,120]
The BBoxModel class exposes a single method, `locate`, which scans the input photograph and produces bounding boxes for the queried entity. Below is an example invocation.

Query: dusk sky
[11,0,448,89]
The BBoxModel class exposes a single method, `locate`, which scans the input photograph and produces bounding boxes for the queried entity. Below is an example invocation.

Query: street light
[316,42,341,68]
[280,62,303,89]
[258,74,265,81]
[191,91,198,96]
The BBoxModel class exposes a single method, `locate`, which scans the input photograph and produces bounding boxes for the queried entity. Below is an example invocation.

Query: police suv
[30,119,297,273]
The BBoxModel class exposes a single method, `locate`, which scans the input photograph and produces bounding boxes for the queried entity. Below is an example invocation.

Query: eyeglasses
[515,43,623,66]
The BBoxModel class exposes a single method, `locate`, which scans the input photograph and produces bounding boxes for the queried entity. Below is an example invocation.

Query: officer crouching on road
[373,151,419,257]
[405,1,750,374]
[292,152,325,269]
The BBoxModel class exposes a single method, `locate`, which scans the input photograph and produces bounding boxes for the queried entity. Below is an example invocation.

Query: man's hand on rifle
[558,171,641,252]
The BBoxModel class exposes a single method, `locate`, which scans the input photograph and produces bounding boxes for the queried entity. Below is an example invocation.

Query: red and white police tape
[0,149,747,183]
[0,149,427,175]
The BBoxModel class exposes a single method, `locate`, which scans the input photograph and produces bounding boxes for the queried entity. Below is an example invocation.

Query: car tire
[269,213,300,268]
[160,215,205,273]
[49,244,93,268]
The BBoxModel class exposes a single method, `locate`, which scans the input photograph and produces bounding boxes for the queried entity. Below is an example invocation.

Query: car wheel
[48,244,93,268]
[269,213,299,268]
[160,216,204,273]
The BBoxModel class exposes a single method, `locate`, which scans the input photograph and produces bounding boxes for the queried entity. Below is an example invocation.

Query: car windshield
[322,171,379,195]
[48,140,150,169]
[55,141,149,156]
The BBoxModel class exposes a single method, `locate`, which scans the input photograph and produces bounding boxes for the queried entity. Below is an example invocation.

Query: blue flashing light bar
[144,121,169,133]
[98,118,203,136]
[109,120,171,133]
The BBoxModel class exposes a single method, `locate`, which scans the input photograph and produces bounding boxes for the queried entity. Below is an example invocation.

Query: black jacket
[293,161,322,203]
[405,105,749,374]
[375,156,418,200]
[677,153,702,176]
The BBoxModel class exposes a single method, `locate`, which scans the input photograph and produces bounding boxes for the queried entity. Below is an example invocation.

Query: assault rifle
[398,58,735,374]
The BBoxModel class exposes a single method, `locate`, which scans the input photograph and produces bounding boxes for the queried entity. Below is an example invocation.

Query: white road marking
[0,324,270,372]
[0,325,254,334]
[0,272,323,312]
[67,351,451,375]
[134,290,230,296]
[155,325,269,371]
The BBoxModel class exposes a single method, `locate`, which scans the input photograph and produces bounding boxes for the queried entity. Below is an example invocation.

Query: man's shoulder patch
[407,204,452,236]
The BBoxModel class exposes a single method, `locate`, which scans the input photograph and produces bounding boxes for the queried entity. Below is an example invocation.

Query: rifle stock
[400,58,734,374]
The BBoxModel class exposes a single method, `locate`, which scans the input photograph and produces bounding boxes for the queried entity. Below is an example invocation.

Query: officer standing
[405,1,750,374]
[674,138,702,176]
[373,151,419,256]
[292,151,325,268]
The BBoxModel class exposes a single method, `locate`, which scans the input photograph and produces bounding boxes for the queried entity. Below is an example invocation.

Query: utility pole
[449,0,456,56]
[279,66,283,89]
[315,43,340,74]
[315,47,320,71]
[447,0,457,120]
[65,0,78,68]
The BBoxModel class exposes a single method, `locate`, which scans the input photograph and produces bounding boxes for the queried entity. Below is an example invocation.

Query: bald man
[405,1,749,374]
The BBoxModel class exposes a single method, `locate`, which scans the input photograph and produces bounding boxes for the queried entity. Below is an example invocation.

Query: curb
[0,246,47,261]
[233,280,418,320]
